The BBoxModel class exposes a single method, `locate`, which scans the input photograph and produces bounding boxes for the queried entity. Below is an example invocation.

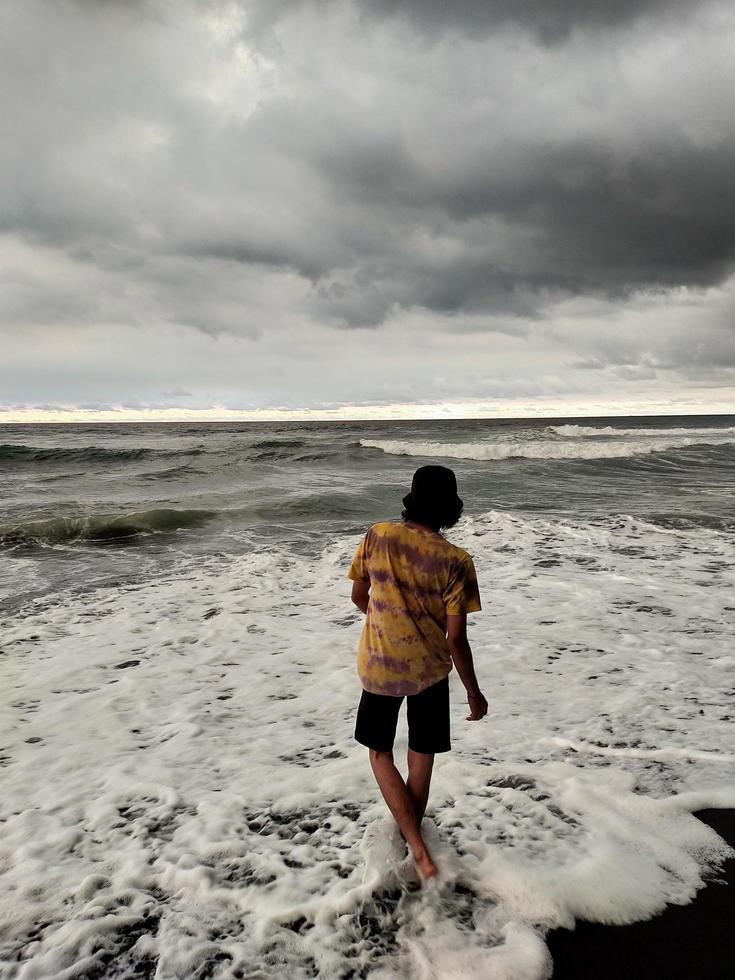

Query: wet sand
[547,809,735,979]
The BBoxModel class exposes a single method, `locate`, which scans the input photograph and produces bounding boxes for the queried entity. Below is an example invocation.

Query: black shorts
[354,676,451,754]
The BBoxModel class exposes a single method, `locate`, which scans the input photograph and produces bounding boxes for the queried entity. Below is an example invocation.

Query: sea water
[1,416,734,978]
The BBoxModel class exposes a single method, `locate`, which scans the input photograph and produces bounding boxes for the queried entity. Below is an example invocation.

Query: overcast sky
[2,0,735,421]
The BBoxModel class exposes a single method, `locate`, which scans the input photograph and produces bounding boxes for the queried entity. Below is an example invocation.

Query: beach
[1,416,734,978]
[547,808,735,979]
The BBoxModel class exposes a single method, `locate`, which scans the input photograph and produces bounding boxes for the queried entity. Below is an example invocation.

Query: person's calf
[407,748,434,823]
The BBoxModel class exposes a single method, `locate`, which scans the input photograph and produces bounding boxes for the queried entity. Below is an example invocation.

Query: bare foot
[412,846,438,881]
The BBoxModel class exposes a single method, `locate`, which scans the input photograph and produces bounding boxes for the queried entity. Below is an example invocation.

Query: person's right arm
[347,528,371,614]
[351,578,370,614]
[446,613,488,721]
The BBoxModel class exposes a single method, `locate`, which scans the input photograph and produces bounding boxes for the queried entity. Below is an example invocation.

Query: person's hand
[466,690,488,721]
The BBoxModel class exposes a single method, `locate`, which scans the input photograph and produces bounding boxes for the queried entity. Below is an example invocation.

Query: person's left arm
[444,553,485,719]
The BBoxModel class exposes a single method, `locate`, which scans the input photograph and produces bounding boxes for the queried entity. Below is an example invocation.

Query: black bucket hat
[402,464,463,512]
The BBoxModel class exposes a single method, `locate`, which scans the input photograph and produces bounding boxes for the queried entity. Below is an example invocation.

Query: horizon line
[1,406,735,425]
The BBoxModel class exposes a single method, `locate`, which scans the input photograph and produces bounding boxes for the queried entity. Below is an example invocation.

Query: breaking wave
[0,508,216,546]
[359,434,735,461]
[549,424,735,439]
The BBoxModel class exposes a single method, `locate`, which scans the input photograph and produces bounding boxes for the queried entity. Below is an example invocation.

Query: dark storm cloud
[246,0,698,43]
[204,81,735,326]
[316,134,735,301]
[365,0,698,41]
[185,0,733,332]
[2,0,735,401]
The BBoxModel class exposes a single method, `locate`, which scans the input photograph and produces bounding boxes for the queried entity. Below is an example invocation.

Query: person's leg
[404,676,450,828]
[406,748,434,824]
[369,748,438,879]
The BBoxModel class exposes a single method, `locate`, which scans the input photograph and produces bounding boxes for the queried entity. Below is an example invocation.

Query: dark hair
[401,496,463,531]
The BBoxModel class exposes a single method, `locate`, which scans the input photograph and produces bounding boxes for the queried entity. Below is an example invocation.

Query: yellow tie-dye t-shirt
[347,520,482,696]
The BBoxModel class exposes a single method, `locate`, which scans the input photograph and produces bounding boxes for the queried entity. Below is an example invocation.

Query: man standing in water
[348,465,488,880]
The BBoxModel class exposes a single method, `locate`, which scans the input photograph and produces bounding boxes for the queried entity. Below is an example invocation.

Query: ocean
[2,416,735,978]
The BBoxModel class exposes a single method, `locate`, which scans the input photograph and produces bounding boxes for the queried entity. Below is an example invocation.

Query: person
[347,464,488,881]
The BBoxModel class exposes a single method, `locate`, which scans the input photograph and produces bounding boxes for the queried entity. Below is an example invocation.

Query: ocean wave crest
[245,438,342,463]
[0,508,216,547]
[549,424,735,439]
[0,444,203,464]
[249,439,309,450]
[359,436,735,461]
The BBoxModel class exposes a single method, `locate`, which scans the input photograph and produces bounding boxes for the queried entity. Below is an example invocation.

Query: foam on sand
[1,511,734,977]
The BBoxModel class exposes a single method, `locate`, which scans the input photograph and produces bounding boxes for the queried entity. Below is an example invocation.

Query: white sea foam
[550,424,735,439]
[2,512,734,977]
[360,433,735,460]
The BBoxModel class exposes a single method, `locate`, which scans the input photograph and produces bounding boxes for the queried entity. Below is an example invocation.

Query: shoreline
[547,808,735,979]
